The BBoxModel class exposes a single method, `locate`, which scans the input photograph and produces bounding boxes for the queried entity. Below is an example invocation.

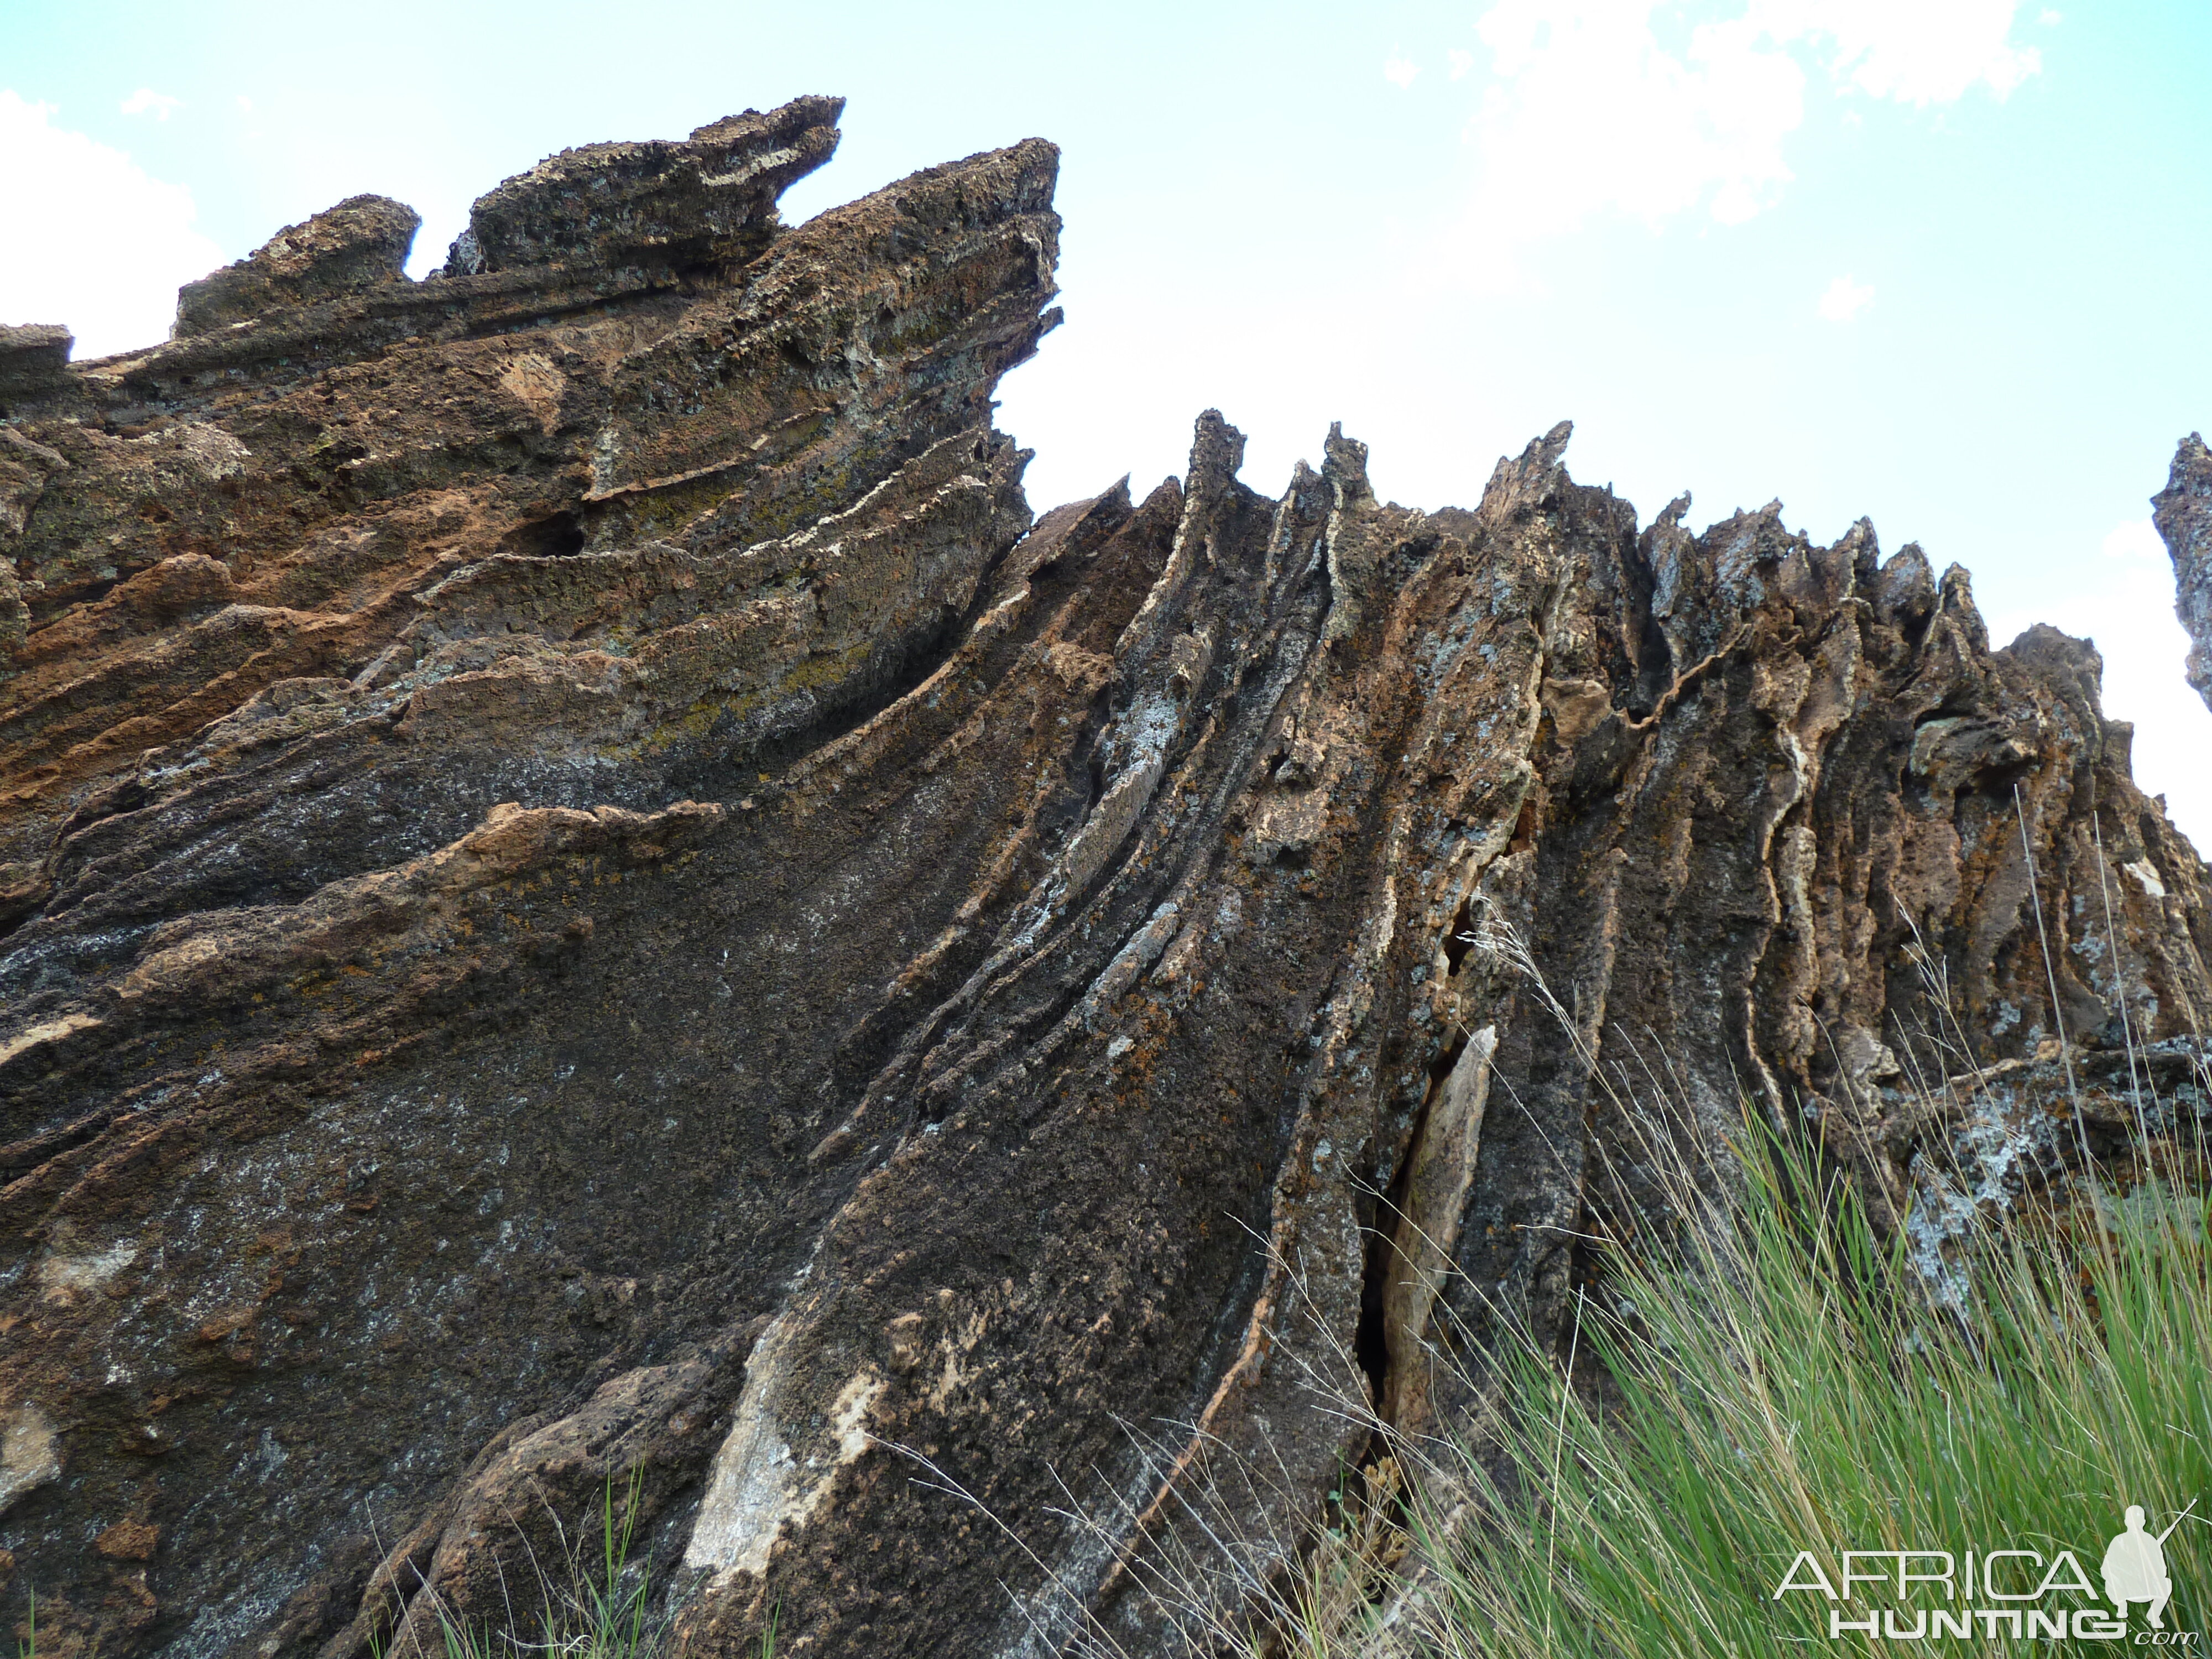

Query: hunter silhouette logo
[1772,1499,2202,1643]
[2106,1502,2195,1631]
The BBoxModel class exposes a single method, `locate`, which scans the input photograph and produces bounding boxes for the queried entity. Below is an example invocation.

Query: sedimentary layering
[2,98,2208,1659]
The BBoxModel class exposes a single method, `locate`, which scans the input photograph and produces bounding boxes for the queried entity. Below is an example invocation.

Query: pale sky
[4,0,2208,843]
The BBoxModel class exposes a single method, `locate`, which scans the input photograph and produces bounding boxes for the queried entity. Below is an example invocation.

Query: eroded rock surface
[2,98,2208,1659]
[2157,431,2212,714]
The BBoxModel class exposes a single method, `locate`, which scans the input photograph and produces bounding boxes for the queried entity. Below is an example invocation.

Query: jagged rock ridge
[1,98,2208,1659]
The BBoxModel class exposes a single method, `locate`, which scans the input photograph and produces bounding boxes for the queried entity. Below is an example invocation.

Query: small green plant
[372,1474,673,1659]
[549,1471,656,1659]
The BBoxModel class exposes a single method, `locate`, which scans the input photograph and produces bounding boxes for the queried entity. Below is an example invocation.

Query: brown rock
[95,1520,158,1561]
[0,97,2204,1659]
[0,325,72,406]
[2156,431,2212,712]
[446,96,843,276]
[173,195,422,337]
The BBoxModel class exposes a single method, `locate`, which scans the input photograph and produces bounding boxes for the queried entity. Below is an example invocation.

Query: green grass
[368,1477,785,1659]
[1385,1113,2212,1657]
[381,1477,781,1659]
[427,1477,659,1659]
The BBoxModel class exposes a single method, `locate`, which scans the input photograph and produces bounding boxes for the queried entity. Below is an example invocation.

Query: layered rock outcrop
[3,98,2208,1659]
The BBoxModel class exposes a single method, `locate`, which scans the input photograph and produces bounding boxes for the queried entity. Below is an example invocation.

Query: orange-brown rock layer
[2,99,2208,1659]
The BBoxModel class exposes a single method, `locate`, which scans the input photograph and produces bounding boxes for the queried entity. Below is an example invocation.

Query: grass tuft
[367,1475,769,1659]
[1388,1109,2212,1656]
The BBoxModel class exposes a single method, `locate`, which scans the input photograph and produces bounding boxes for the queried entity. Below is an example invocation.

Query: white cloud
[1448,48,1477,79]
[236,94,254,114]
[1460,0,1805,247]
[2101,519,2165,562]
[1817,273,1875,320]
[1990,534,2212,848]
[0,91,226,360]
[1448,0,2041,274]
[1384,53,1421,88]
[119,87,181,120]
[1770,0,2042,103]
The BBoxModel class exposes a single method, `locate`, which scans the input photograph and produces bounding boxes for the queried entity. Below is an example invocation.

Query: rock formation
[2,97,2208,1659]
[2157,432,2212,715]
